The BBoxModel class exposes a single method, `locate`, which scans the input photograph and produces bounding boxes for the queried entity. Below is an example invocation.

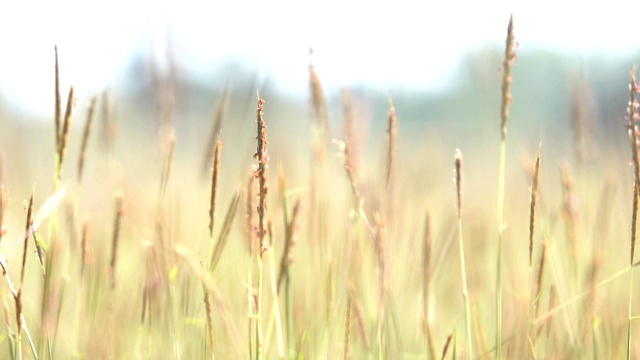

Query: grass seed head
[500,14,516,139]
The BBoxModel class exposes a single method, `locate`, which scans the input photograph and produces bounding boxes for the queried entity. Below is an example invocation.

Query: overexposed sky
[1,1,639,116]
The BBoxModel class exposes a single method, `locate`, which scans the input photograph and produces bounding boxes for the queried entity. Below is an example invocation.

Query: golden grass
[627,66,640,360]
[54,45,61,149]
[109,192,124,289]
[77,96,97,183]
[1,15,640,360]
[209,140,221,239]
[455,149,473,358]
[496,14,515,359]
[529,142,542,268]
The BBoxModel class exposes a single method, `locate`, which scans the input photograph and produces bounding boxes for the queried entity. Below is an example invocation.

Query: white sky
[1,1,639,116]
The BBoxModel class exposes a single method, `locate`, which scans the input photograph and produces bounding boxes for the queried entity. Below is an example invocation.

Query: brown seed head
[500,14,515,139]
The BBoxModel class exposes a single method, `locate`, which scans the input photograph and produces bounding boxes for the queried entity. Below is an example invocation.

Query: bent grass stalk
[496,14,515,359]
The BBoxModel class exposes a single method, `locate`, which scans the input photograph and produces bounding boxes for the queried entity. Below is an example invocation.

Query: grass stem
[496,15,515,358]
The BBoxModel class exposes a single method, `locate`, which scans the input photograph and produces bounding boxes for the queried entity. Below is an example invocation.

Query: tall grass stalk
[254,94,269,360]
[349,286,371,352]
[245,173,256,360]
[338,140,375,243]
[560,163,579,280]
[422,212,436,359]
[496,14,515,359]
[534,241,547,320]
[110,192,124,289]
[529,143,542,268]
[208,141,222,239]
[202,275,215,359]
[77,96,97,183]
[16,190,34,360]
[57,86,75,184]
[158,132,175,200]
[202,89,229,177]
[54,46,61,149]
[100,87,116,153]
[0,186,5,245]
[374,213,389,355]
[204,139,221,359]
[194,189,240,354]
[386,96,397,224]
[454,150,473,358]
[441,331,453,360]
[208,193,241,274]
[308,50,329,262]
[46,134,68,353]
[46,51,74,355]
[341,89,358,175]
[50,47,71,267]
[527,143,542,350]
[343,294,352,360]
[277,168,300,359]
[626,65,640,360]
[263,222,285,358]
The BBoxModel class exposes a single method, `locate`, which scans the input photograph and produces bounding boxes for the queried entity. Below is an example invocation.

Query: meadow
[0,16,639,359]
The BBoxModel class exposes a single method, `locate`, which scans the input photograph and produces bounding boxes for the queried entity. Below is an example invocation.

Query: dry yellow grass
[1,15,640,360]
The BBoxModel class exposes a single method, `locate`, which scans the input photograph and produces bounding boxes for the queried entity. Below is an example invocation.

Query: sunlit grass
[0,20,638,360]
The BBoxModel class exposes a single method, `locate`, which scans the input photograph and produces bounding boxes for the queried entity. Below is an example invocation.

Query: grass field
[0,16,639,359]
